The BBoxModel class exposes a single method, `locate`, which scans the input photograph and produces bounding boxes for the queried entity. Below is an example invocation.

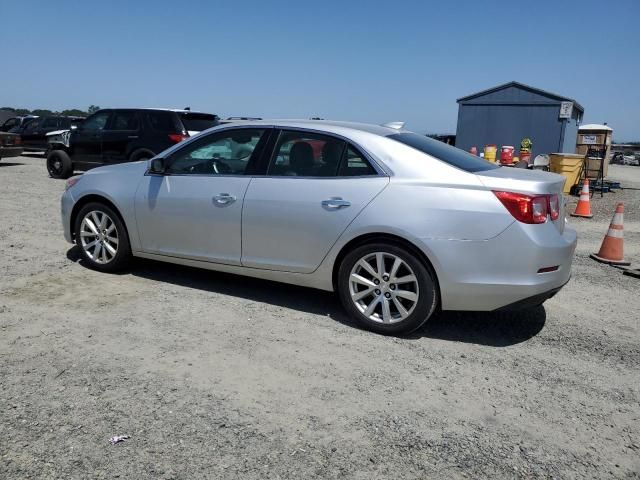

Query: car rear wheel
[47,150,73,179]
[74,203,131,272]
[338,243,438,335]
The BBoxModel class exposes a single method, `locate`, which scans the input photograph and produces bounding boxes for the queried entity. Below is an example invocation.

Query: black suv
[46,108,219,179]
[19,116,85,151]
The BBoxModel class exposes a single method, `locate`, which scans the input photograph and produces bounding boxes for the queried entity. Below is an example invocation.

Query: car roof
[105,108,214,115]
[221,119,407,138]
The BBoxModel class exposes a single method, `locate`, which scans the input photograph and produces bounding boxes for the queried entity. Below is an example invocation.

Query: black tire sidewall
[47,150,72,179]
[74,202,131,272]
[338,243,438,335]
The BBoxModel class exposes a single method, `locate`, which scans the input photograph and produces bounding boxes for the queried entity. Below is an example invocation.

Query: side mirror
[150,157,165,174]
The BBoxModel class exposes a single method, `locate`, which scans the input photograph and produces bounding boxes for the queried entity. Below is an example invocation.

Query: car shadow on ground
[0,162,24,167]
[67,247,545,347]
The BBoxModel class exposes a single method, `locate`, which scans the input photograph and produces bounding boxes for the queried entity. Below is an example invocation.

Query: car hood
[84,160,149,177]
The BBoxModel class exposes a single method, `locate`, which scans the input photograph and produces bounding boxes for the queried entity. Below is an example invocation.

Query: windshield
[389,132,499,173]
[179,113,219,132]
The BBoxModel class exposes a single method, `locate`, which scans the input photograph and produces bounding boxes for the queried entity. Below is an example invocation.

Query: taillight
[548,194,560,221]
[493,191,549,224]
[168,133,188,143]
[14,136,21,145]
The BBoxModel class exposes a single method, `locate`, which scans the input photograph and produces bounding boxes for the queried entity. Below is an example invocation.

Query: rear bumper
[495,278,569,311]
[420,220,577,311]
[0,146,23,159]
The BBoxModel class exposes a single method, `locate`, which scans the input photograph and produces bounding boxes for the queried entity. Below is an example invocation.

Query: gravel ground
[1,155,639,479]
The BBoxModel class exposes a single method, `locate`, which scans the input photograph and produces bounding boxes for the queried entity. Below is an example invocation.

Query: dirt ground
[1,155,639,479]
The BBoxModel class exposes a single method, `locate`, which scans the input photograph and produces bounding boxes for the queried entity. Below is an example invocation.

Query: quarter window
[166,128,266,175]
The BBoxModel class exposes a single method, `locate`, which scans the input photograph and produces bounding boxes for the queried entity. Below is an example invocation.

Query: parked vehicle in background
[0,115,38,133]
[46,108,220,178]
[18,116,85,151]
[60,120,577,335]
[0,132,23,160]
[611,151,640,167]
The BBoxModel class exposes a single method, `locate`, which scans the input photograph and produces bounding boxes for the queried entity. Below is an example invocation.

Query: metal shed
[455,81,584,157]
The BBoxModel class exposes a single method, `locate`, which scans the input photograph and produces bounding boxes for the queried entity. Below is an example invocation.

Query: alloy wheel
[79,210,119,264]
[348,252,419,324]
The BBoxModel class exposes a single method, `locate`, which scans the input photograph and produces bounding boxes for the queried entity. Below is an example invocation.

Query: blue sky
[1,0,639,139]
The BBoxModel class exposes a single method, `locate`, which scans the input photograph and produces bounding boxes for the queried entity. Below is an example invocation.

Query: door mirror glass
[150,158,165,174]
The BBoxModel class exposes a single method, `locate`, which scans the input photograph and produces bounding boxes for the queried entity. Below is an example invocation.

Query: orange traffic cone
[570,179,593,218]
[590,203,630,266]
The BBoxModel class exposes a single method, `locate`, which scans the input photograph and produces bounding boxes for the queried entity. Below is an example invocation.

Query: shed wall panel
[455,104,563,157]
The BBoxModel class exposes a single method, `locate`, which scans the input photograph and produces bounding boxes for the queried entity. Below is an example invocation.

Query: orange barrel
[469,146,478,155]
[484,144,497,162]
[500,146,515,164]
[519,150,532,165]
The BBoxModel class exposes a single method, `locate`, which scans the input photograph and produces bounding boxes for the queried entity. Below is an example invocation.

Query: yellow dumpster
[549,153,584,194]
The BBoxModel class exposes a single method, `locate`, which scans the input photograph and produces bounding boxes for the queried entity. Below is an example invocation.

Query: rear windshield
[389,132,499,172]
[179,113,219,132]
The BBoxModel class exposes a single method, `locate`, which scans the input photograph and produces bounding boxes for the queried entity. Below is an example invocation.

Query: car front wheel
[74,203,131,272]
[338,243,438,335]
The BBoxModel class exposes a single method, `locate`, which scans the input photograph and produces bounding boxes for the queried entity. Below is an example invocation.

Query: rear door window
[338,146,377,176]
[178,113,219,132]
[107,111,139,131]
[389,132,499,172]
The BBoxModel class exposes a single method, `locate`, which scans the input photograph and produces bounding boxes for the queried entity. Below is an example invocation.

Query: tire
[47,150,73,179]
[74,202,131,273]
[337,243,438,335]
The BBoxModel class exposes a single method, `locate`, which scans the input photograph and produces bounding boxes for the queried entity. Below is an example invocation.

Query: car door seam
[308,177,391,274]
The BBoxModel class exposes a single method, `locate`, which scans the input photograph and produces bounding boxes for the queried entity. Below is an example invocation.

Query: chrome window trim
[145,123,393,178]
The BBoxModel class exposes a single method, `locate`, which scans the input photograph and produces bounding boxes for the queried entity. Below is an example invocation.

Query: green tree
[31,109,55,116]
[61,109,87,117]
[87,105,100,114]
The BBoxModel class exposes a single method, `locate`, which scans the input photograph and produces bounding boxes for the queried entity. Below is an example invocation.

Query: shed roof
[457,81,584,112]
[579,124,612,131]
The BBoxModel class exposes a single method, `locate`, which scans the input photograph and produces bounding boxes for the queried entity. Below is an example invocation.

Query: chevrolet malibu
[61,120,577,335]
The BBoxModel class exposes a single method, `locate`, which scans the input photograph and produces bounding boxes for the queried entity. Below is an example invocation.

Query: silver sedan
[61,120,577,335]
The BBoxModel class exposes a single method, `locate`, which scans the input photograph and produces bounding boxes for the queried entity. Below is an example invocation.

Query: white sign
[559,101,573,119]
[581,135,598,145]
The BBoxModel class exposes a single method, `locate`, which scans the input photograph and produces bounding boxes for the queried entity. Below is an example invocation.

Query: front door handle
[321,197,351,209]
[213,193,236,205]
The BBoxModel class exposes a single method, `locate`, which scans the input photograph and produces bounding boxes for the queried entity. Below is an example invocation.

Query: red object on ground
[500,146,514,164]
[519,150,532,165]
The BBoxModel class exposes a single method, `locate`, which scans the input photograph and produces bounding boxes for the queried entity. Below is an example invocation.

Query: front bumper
[420,220,577,311]
[0,146,23,159]
[61,189,75,243]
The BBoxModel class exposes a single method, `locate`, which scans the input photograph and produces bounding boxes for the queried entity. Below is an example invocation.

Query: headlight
[65,176,82,191]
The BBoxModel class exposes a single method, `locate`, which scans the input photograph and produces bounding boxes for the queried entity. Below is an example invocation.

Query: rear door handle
[213,193,236,205]
[321,197,351,209]
[128,135,139,139]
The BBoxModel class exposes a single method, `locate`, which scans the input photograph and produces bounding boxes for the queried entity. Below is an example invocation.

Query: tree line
[0,105,101,117]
